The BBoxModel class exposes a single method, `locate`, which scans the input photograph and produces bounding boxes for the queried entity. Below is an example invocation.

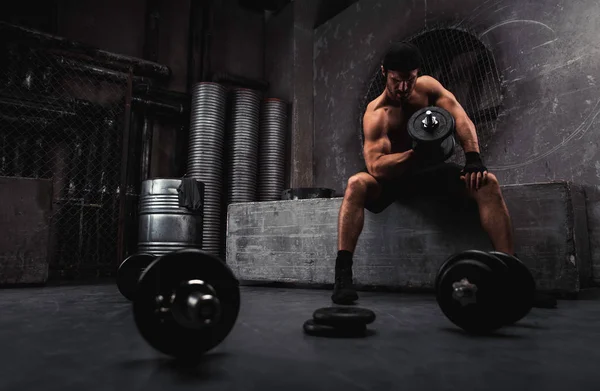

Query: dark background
[2,0,599,282]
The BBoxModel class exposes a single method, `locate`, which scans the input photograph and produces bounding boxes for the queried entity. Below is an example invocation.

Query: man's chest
[385,106,425,149]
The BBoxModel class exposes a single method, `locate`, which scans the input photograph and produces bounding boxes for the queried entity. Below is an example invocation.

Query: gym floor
[2,284,600,391]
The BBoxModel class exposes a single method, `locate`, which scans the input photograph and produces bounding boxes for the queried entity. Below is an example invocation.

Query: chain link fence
[359,26,504,162]
[0,29,128,280]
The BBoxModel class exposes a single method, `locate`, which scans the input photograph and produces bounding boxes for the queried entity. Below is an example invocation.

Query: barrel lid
[140,178,204,195]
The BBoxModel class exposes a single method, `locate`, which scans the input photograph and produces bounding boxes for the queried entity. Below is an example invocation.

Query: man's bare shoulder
[417,74,440,85]
[364,94,388,122]
[415,75,444,94]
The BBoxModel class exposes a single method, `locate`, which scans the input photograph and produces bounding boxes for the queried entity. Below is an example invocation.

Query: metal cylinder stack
[227,88,261,203]
[137,178,204,256]
[258,98,288,201]
[186,82,227,256]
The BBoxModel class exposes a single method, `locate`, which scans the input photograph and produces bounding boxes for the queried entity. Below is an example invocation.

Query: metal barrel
[258,98,288,201]
[186,82,227,256]
[137,178,205,257]
[227,88,261,204]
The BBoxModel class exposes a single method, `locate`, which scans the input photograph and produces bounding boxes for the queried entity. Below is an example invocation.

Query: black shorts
[364,163,467,214]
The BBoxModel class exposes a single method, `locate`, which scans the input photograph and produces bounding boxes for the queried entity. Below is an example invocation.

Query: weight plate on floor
[313,307,376,327]
[116,253,156,301]
[435,250,509,333]
[489,251,536,325]
[302,319,367,338]
[133,248,240,359]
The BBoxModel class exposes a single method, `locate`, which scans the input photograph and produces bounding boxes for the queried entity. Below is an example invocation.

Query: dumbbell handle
[171,279,222,329]
[452,278,478,306]
[422,110,439,130]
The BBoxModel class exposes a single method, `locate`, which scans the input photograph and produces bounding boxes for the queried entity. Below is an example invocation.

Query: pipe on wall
[0,21,171,79]
[117,70,134,264]
[200,0,214,82]
[0,95,77,118]
[132,83,190,116]
[140,115,154,181]
[50,55,154,84]
[1,53,188,117]
[131,96,187,116]
[186,0,204,89]
[133,83,189,102]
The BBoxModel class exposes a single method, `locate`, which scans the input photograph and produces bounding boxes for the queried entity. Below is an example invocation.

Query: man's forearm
[368,150,415,180]
[455,117,479,153]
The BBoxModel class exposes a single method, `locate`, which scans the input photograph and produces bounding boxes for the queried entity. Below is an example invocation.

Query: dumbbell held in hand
[133,248,241,360]
[407,106,456,165]
[435,250,536,334]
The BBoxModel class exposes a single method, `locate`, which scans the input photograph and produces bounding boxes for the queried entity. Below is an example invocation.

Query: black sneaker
[331,267,358,305]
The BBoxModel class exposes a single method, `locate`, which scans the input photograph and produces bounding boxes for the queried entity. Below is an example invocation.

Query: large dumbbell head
[133,248,240,360]
[117,253,157,301]
[407,106,456,164]
[435,250,510,334]
[489,251,536,325]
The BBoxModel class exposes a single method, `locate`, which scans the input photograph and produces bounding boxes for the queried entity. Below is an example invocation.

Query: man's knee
[345,173,374,196]
[484,173,501,192]
[473,173,503,201]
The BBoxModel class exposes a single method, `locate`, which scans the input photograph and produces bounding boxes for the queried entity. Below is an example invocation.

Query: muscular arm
[425,77,480,153]
[363,111,415,181]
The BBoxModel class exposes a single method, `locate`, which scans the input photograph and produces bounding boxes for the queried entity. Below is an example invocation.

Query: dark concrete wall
[314,0,359,28]
[0,1,58,32]
[211,0,265,80]
[264,2,319,188]
[57,0,148,60]
[264,0,369,188]
[265,6,294,103]
[313,0,600,192]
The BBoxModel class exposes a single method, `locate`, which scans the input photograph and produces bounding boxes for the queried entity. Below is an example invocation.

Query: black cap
[382,42,422,72]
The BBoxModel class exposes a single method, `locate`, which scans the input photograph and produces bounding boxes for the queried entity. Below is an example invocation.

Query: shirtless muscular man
[331,42,515,305]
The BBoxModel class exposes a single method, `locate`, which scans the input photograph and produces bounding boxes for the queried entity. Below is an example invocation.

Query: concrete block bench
[226,181,591,296]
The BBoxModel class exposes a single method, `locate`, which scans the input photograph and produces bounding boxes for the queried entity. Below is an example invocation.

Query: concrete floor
[1,284,599,391]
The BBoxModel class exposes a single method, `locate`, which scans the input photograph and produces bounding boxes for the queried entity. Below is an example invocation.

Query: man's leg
[413,163,514,254]
[468,174,556,307]
[332,172,386,305]
[414,164,555,307]
[468,173,514,255]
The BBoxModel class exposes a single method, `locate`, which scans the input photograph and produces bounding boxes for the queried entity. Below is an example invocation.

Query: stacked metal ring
[227,88,261,204]
[187,82,227,256]
[258,98,288,201]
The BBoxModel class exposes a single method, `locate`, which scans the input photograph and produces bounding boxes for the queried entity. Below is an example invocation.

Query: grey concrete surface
[227,182,590,294]
[0,283,598,391]
[585,186,600,285]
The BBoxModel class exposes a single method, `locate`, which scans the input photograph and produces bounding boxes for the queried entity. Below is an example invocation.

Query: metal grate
[0,39,126,280]
[359,26,504,162]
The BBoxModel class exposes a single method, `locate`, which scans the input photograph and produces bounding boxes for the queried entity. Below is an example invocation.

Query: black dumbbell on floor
[117,253,157,301]
[132,248,241,360]
[435,250,536,334]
